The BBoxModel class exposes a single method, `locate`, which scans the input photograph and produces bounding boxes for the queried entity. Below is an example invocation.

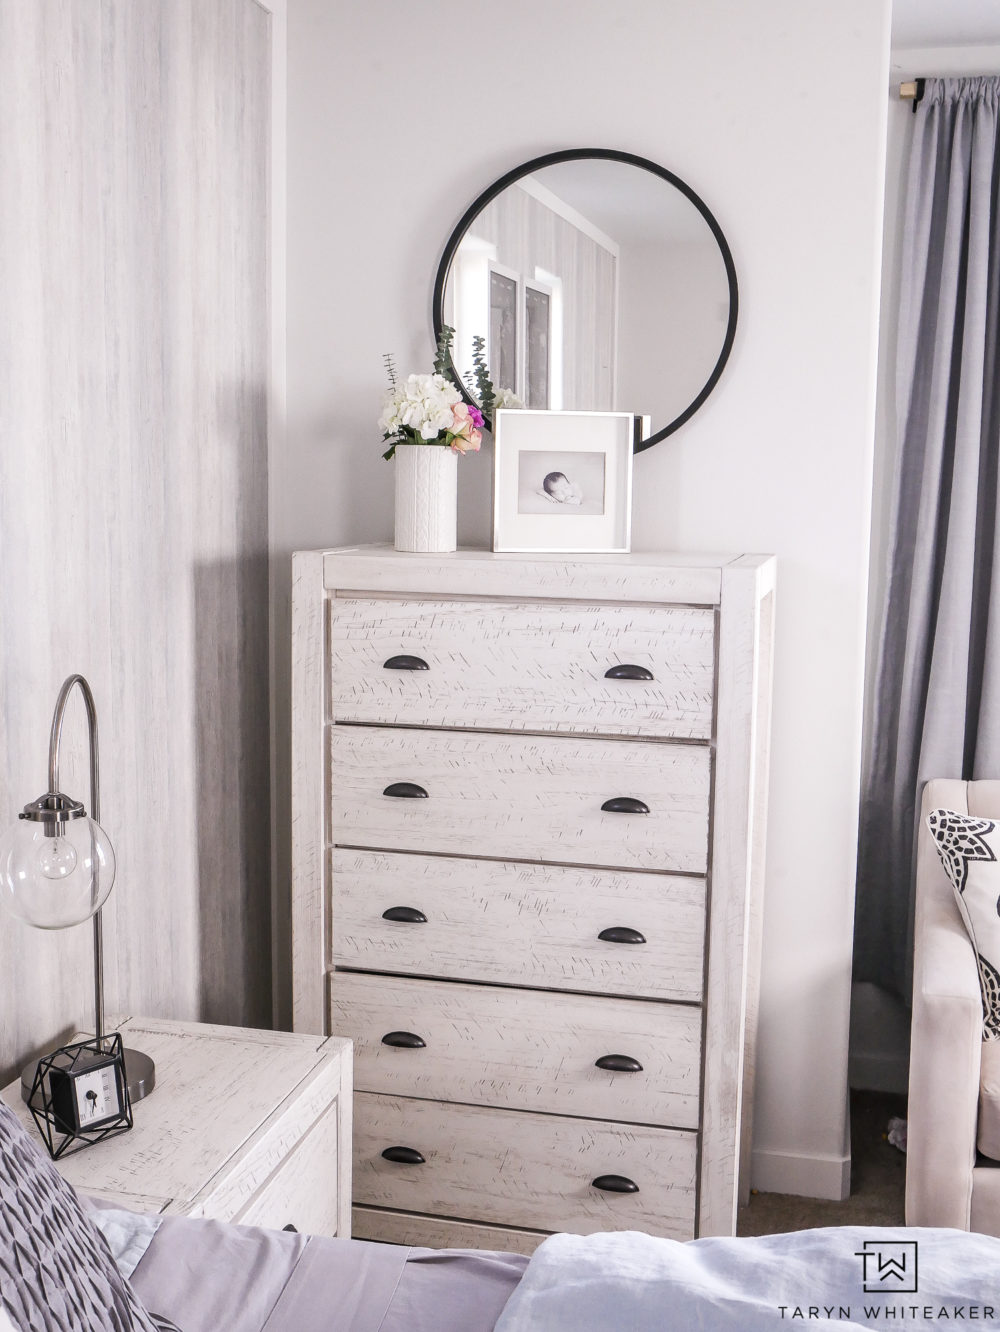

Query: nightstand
[0,1016,353,1237]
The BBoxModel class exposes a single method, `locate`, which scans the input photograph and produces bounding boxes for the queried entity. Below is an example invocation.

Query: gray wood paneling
[0,0,271,1083]
[466,184,617,409]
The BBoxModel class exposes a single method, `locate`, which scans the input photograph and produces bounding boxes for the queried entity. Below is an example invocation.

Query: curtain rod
[899,78,925,111]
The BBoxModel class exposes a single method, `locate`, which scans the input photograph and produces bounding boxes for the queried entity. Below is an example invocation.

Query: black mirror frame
[432,148,739,453]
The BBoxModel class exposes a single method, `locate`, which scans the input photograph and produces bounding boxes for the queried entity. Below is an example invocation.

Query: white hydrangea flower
[379,373,461,442]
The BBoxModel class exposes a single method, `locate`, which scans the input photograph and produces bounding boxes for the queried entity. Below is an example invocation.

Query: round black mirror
[433,149,738,452]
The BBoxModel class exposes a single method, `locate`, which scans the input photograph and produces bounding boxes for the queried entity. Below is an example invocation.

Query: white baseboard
[751,1147,852,1201]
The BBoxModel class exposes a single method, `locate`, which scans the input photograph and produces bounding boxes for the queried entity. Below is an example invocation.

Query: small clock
[49,1055,125,1132]
[28,1034,132,1159]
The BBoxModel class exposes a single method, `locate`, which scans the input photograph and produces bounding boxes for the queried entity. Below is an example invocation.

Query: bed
[4,1091,999,1332]
[79,1203,1000,1332]
[123,1208,525,1331]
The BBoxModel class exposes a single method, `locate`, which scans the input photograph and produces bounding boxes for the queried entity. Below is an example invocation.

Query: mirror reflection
[434,152,738,451]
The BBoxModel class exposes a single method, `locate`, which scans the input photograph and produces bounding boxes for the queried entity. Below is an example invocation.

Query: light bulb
[36,836,79,880]
[0,815,115,929]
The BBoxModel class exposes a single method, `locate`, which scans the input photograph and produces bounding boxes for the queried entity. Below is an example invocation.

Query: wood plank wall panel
[470,185,617,410]
[0,1,271,1083]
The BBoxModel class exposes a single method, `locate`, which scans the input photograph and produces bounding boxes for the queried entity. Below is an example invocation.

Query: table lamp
[0,674,155,1104]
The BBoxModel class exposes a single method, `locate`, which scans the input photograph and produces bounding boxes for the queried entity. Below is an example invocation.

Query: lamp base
[21,1046,156,1105]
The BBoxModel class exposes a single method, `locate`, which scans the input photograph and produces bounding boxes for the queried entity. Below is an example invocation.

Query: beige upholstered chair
[906,778,1000,1233]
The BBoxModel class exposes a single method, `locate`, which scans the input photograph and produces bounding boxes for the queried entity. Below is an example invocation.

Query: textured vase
[393,446,458,553]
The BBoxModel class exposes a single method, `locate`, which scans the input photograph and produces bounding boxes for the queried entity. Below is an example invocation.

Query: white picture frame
[492,409,634,553]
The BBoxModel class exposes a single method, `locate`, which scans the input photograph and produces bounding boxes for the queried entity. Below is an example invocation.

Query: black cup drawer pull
[592,1174,639,1194]
[598,926,647,945]
[381,1146,425,1165]
[383,782,428,799]
[595,1054,644,1073]
[381,1031,426,1049]
[601,797,650,815]
[383,654,429,671]
[382,906,427,923]
[604,664,654,681]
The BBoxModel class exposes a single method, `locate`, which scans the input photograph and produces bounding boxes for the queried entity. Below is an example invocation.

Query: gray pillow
[0,1098,163,1331]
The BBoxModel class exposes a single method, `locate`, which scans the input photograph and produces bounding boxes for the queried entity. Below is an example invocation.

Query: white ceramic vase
[393,445,458,553]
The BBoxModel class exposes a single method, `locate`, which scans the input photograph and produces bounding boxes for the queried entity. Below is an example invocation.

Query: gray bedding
[128,1214,528,1332]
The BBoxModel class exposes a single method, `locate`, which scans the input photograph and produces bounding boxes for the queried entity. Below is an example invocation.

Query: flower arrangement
[379,326,494,460]
[493,387,525,411]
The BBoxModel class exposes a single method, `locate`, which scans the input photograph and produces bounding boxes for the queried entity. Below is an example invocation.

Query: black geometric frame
[28,1033,132,1160]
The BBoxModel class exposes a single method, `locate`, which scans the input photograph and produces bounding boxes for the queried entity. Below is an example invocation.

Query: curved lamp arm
[48,674,101,824]
[47,675,105,1041]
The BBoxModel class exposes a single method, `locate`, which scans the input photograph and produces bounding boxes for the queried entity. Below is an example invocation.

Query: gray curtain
[855,77,1000,999]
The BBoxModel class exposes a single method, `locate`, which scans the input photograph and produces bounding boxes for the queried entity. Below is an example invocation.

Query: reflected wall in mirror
[433,149,738,451]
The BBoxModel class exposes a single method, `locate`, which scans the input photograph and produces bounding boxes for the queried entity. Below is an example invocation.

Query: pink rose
[448,401,482,454]
[451,430,482,454]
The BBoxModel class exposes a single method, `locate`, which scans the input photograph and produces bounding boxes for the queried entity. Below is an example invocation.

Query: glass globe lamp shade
[0,815,115,930]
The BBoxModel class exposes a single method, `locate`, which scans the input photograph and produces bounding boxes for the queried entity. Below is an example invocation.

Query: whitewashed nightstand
[0,1016,353,1237]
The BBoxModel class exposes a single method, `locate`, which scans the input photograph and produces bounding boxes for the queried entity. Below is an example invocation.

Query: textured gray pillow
[927,807,1000,1039]
[0,1098,162,1331]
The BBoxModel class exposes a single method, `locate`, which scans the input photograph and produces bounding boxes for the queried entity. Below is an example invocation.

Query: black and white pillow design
[0,1099,163,1332]
[927,808,1000,1040]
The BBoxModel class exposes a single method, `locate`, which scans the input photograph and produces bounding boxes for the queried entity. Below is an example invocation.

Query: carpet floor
[737,1090,907,1236]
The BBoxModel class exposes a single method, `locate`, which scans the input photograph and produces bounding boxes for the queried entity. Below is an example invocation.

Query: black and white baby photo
[516,450,607,516]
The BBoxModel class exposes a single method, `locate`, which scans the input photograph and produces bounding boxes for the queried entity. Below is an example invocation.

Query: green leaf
[469,334,496,429]
[433,325,455,376]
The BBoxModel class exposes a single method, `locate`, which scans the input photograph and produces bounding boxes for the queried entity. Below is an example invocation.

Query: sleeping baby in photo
[538,471,584,505]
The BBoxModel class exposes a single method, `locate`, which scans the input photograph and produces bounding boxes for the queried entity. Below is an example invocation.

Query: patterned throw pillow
[927,808,1000,1039]
[0,1098,163,1332]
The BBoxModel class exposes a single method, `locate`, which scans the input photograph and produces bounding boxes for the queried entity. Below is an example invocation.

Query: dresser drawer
[352,1206,546,1255]
[231,1098,342,1235]
[331,851,706,1002]
[330,972,701,1129]
[330,727,711,873]
[190,1052,346,1233]
[330,597,715,740]
[353,1093,698,1239]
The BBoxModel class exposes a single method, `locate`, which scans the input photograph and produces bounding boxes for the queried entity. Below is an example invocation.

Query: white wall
[618,236,731,433]
[282,0,891,1199]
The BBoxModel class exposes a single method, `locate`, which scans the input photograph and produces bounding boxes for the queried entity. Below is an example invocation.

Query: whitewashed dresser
[291,546,774,1254]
